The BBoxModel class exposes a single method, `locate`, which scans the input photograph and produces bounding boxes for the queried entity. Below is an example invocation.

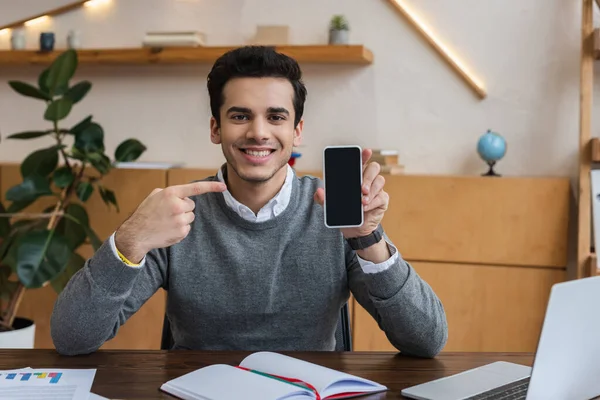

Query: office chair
[161,303,353,351]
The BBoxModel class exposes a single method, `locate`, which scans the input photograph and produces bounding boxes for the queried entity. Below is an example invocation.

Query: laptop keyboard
[465,377,530,400]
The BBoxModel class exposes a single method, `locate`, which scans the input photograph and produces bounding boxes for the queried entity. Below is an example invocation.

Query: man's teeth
[244,150,271,157]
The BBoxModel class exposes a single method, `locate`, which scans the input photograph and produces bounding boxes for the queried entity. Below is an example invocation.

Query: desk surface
[0,350,534,399]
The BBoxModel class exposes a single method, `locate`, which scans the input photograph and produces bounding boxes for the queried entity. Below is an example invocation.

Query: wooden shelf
[0,45,374,66]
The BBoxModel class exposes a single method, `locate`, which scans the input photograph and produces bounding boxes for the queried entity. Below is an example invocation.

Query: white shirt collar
[217,164,294,223]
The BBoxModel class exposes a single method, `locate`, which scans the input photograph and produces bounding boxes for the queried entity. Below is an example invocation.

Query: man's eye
[270,115,285,121]
[232,115,249,120]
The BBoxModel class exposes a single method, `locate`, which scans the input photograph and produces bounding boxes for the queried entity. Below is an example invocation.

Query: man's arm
[51,180,227,356]
[346,234,448,358]
[50,236,168,355]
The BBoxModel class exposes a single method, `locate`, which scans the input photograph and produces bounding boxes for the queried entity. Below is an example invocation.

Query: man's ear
[210,117,221,144]
[293,119,304,147]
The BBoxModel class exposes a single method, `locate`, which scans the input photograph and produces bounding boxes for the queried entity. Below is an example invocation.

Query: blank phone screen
[324,147,363,227]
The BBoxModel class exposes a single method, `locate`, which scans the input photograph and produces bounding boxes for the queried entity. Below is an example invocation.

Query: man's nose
[246,118,271,141]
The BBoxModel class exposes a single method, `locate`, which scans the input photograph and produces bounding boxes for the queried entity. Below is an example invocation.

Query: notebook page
[239,352,385,395]
[160,364,314,400]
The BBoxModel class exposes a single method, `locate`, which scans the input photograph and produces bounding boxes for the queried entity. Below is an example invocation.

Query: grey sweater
[50,173,448,357]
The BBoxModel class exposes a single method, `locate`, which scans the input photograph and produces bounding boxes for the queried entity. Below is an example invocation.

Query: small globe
[477,130,506,162]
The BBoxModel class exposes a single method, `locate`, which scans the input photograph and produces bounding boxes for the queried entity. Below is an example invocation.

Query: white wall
[0,0,592,177]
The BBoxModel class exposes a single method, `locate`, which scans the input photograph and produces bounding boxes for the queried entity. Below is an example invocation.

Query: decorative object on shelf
[67,30,81,49]
[251,25,289,46]
[10,30,26,50]
[329,15,349,44]
[39,32,55,52]
[477,129,506,177]
[0,49,147,347]
[371,149,405,174]
[288,151,302,168]
[142,31,205,48]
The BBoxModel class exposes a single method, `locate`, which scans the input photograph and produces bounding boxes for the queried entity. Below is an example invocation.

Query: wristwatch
[346,224,384,250]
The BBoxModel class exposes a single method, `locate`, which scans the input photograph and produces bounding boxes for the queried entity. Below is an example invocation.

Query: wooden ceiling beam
[0,1,89,31]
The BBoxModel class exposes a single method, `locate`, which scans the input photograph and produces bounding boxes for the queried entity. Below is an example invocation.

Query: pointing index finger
[169,181,227,198]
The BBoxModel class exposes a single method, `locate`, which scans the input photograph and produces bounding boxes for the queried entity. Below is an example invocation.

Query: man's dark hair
[207,46,307,127]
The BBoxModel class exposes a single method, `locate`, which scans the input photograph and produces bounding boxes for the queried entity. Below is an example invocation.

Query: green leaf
[64,81,91,104]
[74,122,104,153]
[16,230,71,288]
[52,166,75,188]
[99,186,119,212]
[38,68,50,95]
[21,146,60,178]
[69,147,86,162]
[88,152,111,175]
[59,204,90,250]
[69,115,93,135]
[8,81,52,101]
[44,98,73,121]
[0,202,10,240]
[46,50,78,96]
[7,199,35,214]
[50,252,86,293]
[60,207,102,251]
[6,175,52,203]
[114,139,147,162]
[76,181,94,202]
[7,130,52,140]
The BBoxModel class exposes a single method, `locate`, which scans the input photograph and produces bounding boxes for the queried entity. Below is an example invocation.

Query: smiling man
[50,46,448,358]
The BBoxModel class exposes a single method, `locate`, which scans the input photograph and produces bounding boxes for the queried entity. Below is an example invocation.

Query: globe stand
[482,161,501,177]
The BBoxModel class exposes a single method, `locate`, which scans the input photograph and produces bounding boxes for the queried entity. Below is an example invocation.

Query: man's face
[210,77,303,183]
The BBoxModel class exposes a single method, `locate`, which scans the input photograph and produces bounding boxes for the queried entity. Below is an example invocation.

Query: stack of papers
[0,367,107,400]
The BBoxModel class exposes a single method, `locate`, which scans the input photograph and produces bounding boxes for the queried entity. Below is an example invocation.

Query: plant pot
[0,317,35,348]
[329,29,349,45]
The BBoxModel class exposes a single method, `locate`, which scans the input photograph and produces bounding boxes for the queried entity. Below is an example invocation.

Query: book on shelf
[142,31,205,47]
[159,351,387,400]
[370,149,404,174]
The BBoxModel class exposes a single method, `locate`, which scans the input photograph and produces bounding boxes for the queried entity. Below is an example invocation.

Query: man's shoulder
[295,172,322,188]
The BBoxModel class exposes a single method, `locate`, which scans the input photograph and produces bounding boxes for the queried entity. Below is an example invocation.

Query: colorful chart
[0,372,62,384]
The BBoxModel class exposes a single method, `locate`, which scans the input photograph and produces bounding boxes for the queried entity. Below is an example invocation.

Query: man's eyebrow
[227,106,252,114]
[267,107,290,115]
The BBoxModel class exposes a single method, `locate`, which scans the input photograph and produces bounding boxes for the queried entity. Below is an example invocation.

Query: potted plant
[328,15,350,45]
[0,49,147,348]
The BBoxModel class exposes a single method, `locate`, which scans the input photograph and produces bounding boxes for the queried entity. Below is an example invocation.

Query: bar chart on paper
[0,367,96,400]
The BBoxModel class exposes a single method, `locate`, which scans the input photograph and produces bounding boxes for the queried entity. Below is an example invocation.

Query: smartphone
[323,145,364,228]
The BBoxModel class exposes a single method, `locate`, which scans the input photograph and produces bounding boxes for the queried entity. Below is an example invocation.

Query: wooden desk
[0,350,534,399]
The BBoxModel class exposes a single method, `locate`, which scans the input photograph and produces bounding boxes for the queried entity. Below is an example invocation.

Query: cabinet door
[352,261,566,352]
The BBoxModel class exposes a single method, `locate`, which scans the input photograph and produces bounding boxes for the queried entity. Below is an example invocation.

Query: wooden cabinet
[351,175,570,352]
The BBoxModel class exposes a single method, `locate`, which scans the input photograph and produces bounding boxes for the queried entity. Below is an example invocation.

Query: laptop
[401,275,600,400]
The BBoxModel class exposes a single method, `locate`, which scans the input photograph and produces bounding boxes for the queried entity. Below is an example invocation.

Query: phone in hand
[323,145,364,228]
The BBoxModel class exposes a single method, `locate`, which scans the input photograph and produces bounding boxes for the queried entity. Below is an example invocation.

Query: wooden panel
[0,45,374,66]
[352,261,566,352]
[167,168,218,186]
[1,165,168,349]
[381,175,569,268]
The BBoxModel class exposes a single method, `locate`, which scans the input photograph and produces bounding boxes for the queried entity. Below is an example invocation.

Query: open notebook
[160,351,387,400]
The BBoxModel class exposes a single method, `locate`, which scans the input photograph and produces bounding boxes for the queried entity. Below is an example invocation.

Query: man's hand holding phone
[314,148,388,238]
[115,181,227,263]
[315,147,391,263]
